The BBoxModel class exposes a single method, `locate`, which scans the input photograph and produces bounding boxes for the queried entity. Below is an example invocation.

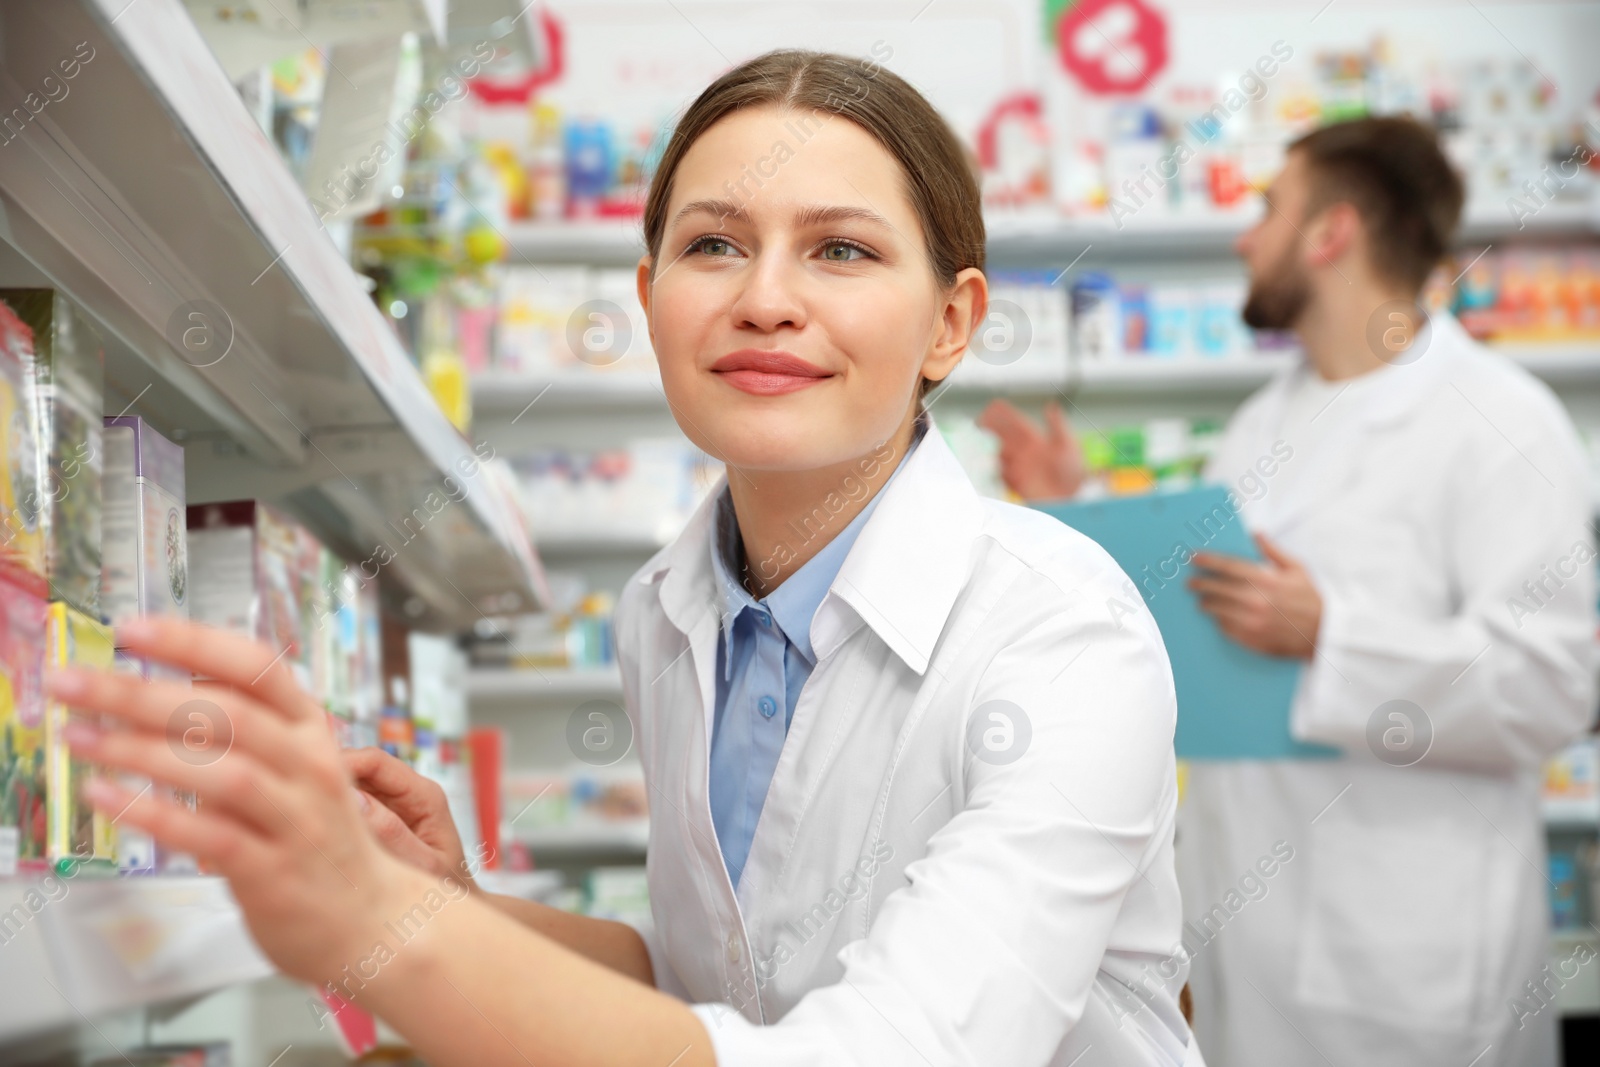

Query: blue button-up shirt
[707,431,923,891]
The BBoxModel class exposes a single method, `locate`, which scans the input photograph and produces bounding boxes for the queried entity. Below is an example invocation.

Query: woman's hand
[46,616,429,987]
[344,746,479,890]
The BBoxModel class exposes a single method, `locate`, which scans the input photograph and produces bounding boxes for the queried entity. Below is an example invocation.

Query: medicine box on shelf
[101,417,189,635]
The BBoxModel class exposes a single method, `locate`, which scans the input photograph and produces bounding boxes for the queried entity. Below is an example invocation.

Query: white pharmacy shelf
[472,343,1600,414]
[1504,342,1600,385]
[511,819,650,855]
[0,876,274,1045]
[1069,354,1296,393]
[1544,797,1600,832]
[468,665,625,702]
[536,530,673,556]
[1073,345,1600,393]
[502,198,1598,266]
[0,0,548,629]
[1549,930,1600,1017]
[984,199,1598,264]
[473,371,667,415]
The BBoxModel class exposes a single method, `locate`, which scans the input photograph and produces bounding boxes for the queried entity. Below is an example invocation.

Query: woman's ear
[635,255,654,339]
[921,267,987,385]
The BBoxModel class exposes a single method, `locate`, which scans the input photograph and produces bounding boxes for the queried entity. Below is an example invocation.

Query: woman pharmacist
[50,50,1204,1067]
[981,118,1598,1067]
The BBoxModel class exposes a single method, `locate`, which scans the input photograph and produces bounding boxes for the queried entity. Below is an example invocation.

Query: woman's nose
[730,254,806,331]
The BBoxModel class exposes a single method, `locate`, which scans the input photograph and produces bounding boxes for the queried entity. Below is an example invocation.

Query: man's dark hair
[1290,116,1466,293]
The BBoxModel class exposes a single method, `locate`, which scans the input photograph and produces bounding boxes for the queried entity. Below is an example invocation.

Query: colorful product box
[297,529,332,705]
[110,652,156,875]
[0,301,45,585]
[185,510,371,732]
[2,290,105,616]
[114,651,198,874]
[357,574,383,727]
[0,568,47,875]
[102,417,189,634]
[186,501,315,694]
[325,557,357,722]
[45,601,115,875]
[322,558,384,723]
[1542,737,1600,824]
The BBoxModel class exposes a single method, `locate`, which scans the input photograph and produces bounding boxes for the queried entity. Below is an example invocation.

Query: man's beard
[1241,253,1310,331]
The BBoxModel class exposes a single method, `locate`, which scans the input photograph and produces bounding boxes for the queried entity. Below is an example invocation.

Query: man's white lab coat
[1182,311,1598,1067]
[615,417,1205,1065]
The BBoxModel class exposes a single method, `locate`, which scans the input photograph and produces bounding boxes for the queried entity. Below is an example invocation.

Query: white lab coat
[614,418,1207,1066]
[1180,311,1598,1067]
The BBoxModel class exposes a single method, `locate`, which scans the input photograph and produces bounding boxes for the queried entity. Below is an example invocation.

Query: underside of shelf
[0,0,547,629]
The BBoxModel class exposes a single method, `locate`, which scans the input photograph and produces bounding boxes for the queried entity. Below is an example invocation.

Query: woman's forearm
[360,869,714,1067]
[477,891,656,985]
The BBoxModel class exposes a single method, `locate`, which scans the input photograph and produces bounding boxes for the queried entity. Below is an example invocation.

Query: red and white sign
[1057,0,1170,95]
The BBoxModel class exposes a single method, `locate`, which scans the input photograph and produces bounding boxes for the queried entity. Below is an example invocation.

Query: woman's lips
[715,368,831,395]
[710,350,832,396]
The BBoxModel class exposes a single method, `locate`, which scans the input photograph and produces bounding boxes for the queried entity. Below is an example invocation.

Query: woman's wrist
[310,859,453,994]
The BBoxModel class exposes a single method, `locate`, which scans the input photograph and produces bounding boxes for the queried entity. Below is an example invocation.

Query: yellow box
[0,302,45,580]
[46,601,115,874]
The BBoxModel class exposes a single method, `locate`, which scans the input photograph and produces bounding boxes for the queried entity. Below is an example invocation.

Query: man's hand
[977,398,1085,501]
[344,746,479,892]
[1189,533,1322,658]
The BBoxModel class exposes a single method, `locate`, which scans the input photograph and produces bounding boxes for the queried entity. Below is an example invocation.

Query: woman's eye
[821,240,873,262]
[687,236,736,257]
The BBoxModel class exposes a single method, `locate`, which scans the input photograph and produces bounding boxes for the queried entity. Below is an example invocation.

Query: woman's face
[637,105,982,472]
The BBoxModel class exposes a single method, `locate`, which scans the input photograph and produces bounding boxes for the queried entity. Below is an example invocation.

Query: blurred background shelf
[472,344,1600,414]
[534,532,673,558]
[1502,344,1600,385]
[1068,354,1295,393]
[496,199,1600,267]
[510,819,649,855]
[468,665,624,702]
[472,371,666,415]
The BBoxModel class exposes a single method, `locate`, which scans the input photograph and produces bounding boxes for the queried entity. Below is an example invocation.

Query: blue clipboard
[1032,487,1338,759]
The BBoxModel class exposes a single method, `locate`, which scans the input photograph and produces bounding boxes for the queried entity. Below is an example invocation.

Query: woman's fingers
[81,775,271,880]
[43,667,304,778]
[114,616,320,724]
[343,747,446,826]
[65,720,297,837]
[354,787,453,875]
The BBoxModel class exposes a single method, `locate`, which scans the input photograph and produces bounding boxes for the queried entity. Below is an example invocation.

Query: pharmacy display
[0,289,469,883]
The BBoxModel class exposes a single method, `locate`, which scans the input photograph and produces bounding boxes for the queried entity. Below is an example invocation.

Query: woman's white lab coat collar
[636,421,986,676]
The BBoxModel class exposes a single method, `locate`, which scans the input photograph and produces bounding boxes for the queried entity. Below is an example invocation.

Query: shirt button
[758,695,777,718]
[726,934,742,963]
[756,611,771,627]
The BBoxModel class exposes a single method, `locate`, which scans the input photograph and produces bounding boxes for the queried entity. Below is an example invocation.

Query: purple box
[101,416,187,635]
